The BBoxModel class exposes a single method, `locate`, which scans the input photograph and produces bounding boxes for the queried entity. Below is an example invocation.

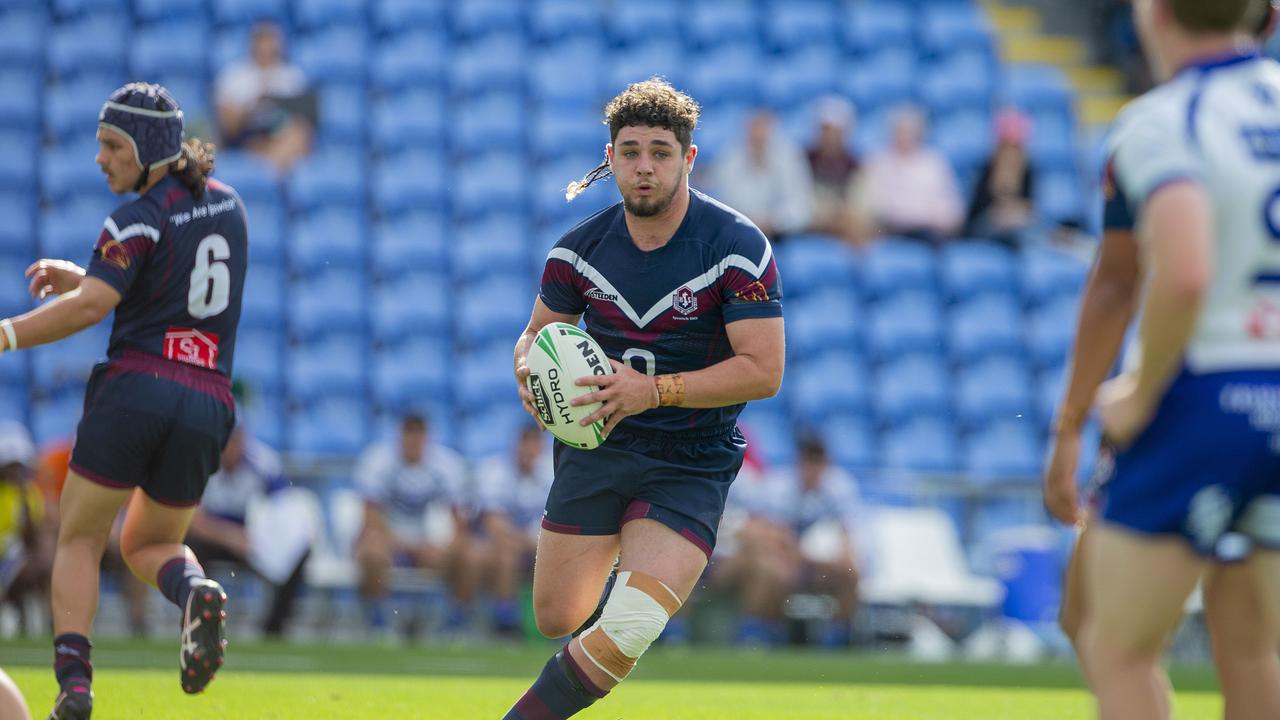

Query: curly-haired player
[503,78,785,719]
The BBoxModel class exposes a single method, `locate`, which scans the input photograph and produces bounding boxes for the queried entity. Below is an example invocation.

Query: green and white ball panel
[525,322,613,450]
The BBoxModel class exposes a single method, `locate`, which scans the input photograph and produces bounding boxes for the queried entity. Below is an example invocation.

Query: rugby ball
[525,322,613,450]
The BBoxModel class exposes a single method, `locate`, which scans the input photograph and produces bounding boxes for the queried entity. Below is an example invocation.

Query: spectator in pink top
[862,106,964,242]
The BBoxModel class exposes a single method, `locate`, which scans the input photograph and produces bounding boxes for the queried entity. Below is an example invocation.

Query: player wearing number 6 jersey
[505,79,784,719]
[1079,2,1280,718]
[0,83,246,719]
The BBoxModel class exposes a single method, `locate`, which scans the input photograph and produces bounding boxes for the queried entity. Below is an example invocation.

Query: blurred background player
[728,436,861,648]
[475,424,555,637]
[1048,3,1280,718]
[0,422,52,637]
[353,413,483,638]
[186,423,309,639]
[507,78,784,720]
[1072,0,1280,717]
[3,82,246,718]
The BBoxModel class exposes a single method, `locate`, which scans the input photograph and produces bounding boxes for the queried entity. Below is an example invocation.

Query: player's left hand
[1095,373,1156,449]
[572,359,658,437]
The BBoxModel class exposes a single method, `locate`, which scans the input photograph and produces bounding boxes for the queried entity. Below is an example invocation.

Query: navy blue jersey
[86,175,247,378]
[540,188,783,436]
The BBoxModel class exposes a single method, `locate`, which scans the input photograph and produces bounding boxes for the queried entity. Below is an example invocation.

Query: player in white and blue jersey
[1078,1,1280,717]
[504,79,784,719]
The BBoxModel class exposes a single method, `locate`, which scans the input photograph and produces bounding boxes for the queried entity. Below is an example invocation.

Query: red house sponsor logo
[164,327,219,369]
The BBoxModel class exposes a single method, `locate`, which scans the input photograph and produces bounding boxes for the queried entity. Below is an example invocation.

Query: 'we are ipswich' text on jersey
[539,189,783,437]
[87,174,248,379]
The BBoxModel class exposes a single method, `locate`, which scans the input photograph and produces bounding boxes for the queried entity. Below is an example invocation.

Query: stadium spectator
[474,425,554,637]
[353,414,483,637]
[707,108,814,242]
[862,106,965,242]
[805,97,872,246]
[214,21,314,172]
[728,436,861,648]
[0,422,53,635]
[185,424,310,638]
[965,109,1036,246]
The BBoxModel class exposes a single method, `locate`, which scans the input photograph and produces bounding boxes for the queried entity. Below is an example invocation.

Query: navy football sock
[157,556,206,610]
[53,633,92,687]
[503,647,606,720]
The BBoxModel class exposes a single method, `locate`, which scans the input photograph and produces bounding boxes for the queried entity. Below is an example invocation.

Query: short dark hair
[604,77,701,151]
[1169,0,1251,33]
[797,435,827,462]
[401,413,428,433]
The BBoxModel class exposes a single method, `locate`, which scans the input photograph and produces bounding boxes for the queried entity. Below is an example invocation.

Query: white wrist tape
[0,319,15,351]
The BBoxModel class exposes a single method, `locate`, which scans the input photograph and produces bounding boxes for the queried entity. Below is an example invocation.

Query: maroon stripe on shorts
[620,500,651,524]
[68,462,133,490]
[107,349,234,409]
[540,518,583,535]
[680,529,713,559]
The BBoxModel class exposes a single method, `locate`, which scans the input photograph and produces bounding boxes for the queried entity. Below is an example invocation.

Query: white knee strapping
[579,571,681,680]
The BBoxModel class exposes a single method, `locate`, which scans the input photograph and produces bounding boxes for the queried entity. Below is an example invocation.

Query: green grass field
[1,639,1224,719]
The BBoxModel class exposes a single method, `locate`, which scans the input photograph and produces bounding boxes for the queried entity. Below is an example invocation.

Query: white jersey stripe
[103,216,160,243]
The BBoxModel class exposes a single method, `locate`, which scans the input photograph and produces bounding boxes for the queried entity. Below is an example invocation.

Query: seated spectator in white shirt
[862,105,965,242]
[214,21,314,172]
[474,425,554,638]
[353,413,481,636]
[708,108,815,242]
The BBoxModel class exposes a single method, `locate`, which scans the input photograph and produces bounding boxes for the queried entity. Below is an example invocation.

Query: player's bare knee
[533,600,592,639]
[575,571,683,682]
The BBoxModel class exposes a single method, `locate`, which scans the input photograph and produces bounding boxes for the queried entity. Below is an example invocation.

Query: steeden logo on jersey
[585,287,618,303]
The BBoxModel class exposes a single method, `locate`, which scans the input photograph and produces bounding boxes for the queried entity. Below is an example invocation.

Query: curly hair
[566,77,701,201]
[1169,0,1250,33]
[172,137,215,201]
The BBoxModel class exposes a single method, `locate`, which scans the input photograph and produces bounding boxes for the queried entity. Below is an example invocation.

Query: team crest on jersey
[672,286,698,316]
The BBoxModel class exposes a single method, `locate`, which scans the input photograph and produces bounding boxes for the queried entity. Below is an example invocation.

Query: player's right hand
[514,363,545,431]
[1043,431,1082,526]
[25,259,86,300]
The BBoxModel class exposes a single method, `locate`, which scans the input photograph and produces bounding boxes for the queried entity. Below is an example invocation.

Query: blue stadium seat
[213,151,282,205]
[842,2,914,53]
[528,41,606,109]
[786,291,860,359]
[134,0,205,23]
[373,0,444,33]
[880,417,960,474]
[1018,245,1087,306]
[316,83,367,145]
[369,271,450,341]
[871,353,951,426]
[45,75,125,142]
[448,33,526,97]
[455,275,535,348]
[607,1,681,46]
[532,151,606,225]
[30,325,105,392]
[922,52,996,112]
[1035,169,1085,224]
[370,338,450,411]
[948,294,1025,364]
[285,334,366,401]
[452,214,531,281]
[866,291,945,359]
[0,131,38,192]
[129,22,209,79]
[455,342,518,408]
[47,15,127,79]
[608,39,688,92]
[149,73,210,125]
[529,102,602,161]
[0,70,41,130]
[234,327,283,394]
[738,405,796,467]
[790,354,869,421]
[370,31,447,91]
[451,0,523,39]
[939,241,1018,302]
[213,0,288,26]
[459,406,527,460]
[821,413,877,471]
[0,381,29,423]
[371,89,445,152]
[287,149,366,211]
[240,262,285,331]
[861,238,937,299]
[762,46,840,109]
[1026,111,1077,171]
[288,270,369,339]
[287,394,369,457]
[295,26,368,84]
[688,0,758,49]
[245,201,285,266]
[293,0,366,30]
[918,3,992,56]
[841,49,916,109]
[1027,295,1078,369]
[954,355,1034,427]
[1004,65,1073,113]
[1034,364,1065,427]
[777,235,859,299]
[0,346,27,387]
[0,255,32,317]
[41,142,102,202]
[31,392,83,446]
[288,207,367,273]
[962,419,1043,480]
[239,391,283,448]
[0,8,47,67]
[686,44,765,108]
[764,0,839,50]
[530,0,602,43]
[930,108,995,179]
[0,192,36,255]
[453,152,526,218]
[450,93,525,157]
[39,206,102,261]
[370,211,448,277]
[371,150,446,215]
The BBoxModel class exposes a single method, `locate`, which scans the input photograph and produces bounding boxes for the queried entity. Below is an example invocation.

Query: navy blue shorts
[70,355,236,507]
[1099,369,1280,556]
[542,426,748,558]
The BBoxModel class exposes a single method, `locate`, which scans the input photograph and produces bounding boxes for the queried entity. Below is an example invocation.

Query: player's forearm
[2,289,110,351]
[1057,268,1138,432]
[656,354,782,409]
